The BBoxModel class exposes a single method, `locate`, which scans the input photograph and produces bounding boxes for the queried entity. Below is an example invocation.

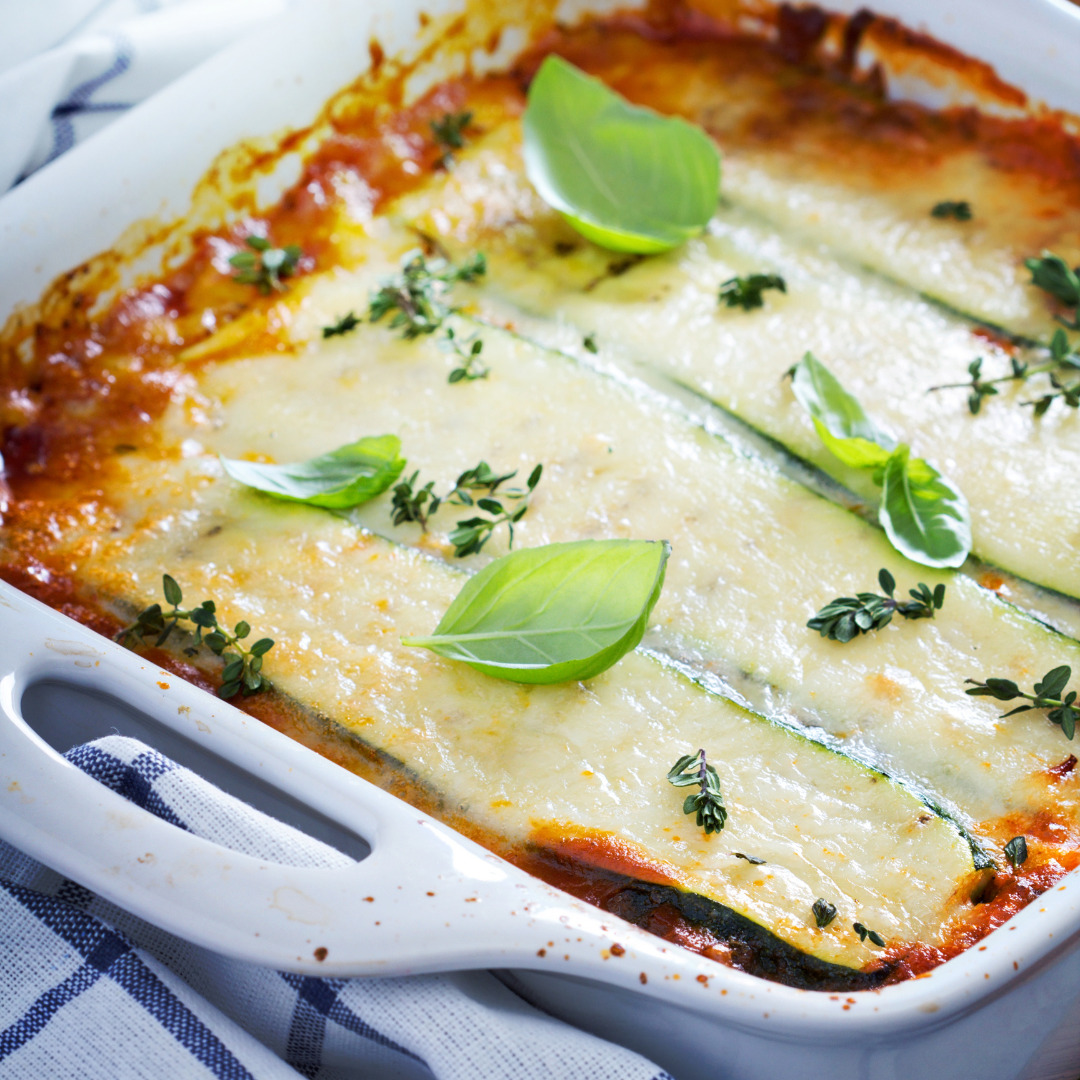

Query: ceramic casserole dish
[3,1,1080,1077]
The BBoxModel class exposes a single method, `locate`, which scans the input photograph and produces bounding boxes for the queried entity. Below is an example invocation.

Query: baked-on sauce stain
[4,1,1080,988]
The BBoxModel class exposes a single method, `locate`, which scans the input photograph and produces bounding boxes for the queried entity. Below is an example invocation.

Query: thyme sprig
[446,463,543,557]
[807,569,945,643]
[431,110,473,166]
[322,312,361,339]
[667,749,728,835]
[368,250,486,339]
[931,200,972,221]
[229,235,302,294]
[441,327,489,383]
[116,574,274,699]
[929,332,1080,416]
[965,665,1080,739]
[718,273,786,311]
[390,461,542,556]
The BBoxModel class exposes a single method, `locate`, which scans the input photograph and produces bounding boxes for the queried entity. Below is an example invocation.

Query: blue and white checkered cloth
[0,0,286,191]
[0,736,674,1079]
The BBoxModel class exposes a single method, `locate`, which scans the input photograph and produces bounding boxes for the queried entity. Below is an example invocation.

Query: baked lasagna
[3,0,1080,991]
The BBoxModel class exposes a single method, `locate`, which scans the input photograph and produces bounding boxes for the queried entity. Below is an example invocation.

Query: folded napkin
[1,0,285,191]
[0,735,673,1079]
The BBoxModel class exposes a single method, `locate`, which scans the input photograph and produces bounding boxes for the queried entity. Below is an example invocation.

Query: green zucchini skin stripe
[524,849,893,991]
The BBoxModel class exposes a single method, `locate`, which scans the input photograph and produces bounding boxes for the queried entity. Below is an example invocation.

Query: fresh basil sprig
[789,353,971,569]
[220,435,405,510]
[523,56,719,254]
[402,538,669,684]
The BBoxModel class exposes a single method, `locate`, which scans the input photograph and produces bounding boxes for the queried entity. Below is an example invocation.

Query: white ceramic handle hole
[20,677,371,864]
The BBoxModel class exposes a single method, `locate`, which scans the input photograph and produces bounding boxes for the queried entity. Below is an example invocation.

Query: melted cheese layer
[398,124,1080,601]
[55,456,977,968]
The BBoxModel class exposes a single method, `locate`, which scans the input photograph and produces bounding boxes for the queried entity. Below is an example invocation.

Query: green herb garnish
[789,353,971,569]
[523,56,719,254]
[391,461,541,557]
[853,922,886,948]
[583,332,599,354]
[965,665,1080,740]
[929,332,1080,416]
[1026,252,1080,329]
[220,436,405,510]
[718,273,786,311]
[808,569,945,643]
[368,250,486,339]
[391,470,441,530]
[441,327,489,383]
[116,574,274,699]
[812,898,837,928]
[229,235,302,294]
[322,312,361,339]
[667,749,728,835]
[930,200,972,221]
[403,538,670,684]
[734,852,765,864]
[446,464,542,557]
[430,110,473,166]
[1004,836,1028,869]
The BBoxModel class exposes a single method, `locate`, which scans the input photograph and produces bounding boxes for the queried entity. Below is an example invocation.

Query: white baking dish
[3,2,1080,1078]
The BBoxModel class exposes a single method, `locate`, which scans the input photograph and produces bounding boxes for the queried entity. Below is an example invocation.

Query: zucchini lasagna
[3,0,1080,991]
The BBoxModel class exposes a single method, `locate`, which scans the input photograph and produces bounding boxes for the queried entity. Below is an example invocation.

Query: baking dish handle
[0,581,672,982]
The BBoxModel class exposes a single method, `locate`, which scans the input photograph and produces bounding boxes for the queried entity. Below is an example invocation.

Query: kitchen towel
[0,0,286,192]
[0,735,673,1079]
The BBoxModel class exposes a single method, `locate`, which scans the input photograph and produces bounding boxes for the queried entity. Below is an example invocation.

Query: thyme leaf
[853,922,886,948]
[116,574,274,699]
[441,327,489,383]
[930,200,972,221]
[812,898,837,928]
[719,273,786,311]
[965,665,1080,740]
[807,568,945,643]
[322,312,361,339]
[368,250,486,339]
[1004,836,1028,869]
[228,235,302,294]
[667,749,728,835]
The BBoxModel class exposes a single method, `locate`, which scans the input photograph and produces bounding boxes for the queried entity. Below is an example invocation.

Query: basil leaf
[522,56,720,254]
[402,538,670,684]
[790,352,894,469]
[879,446,971,569]
[221,435,405,509]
